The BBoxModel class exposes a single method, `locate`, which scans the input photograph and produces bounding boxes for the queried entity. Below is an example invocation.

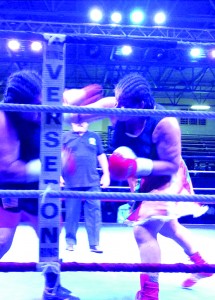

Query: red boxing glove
[61,148,76,175]
[109,147,137,181]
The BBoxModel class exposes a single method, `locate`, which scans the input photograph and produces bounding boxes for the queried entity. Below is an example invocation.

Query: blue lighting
[154,12,166,25]
[130,10,144,24]
[89,8,103,23]
[111,12,122,24]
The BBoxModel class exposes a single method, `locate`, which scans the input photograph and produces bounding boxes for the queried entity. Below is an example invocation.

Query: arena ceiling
[1,0,215,109]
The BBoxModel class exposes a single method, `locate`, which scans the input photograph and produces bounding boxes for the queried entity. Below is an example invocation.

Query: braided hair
[3,70,42,161]
[3,69,42,123]
[115,73,155,109]
[3,69,42,105]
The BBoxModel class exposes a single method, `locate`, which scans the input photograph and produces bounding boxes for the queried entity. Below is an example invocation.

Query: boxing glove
[109,147,137,181]
[109,146,153,181]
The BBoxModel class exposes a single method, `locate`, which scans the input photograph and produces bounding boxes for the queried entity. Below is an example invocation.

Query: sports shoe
[135,274,159,300]
[42,263,80,300]
[90,245,103,253]
[66,245,75,251]
[42,284,80,300]
[182,252,213,288]
[182,273,213,289]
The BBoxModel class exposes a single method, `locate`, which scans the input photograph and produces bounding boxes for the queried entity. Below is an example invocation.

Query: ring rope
[0,190,214,203]
[0,262,214,273]
[0,103,215,118]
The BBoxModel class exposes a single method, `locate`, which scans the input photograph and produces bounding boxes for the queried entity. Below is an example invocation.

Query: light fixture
[190,105,210,110]
[190,48,204,58]
[121,45,132,56]
[130,10,144,24]
[154,12,166,25]
[8,39,20,51]
[111,12,122,24]
[89,7,103,23]
[31,41,43,52]
[209,49,215,59]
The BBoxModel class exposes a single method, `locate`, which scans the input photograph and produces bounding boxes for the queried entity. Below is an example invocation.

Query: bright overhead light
[8,39,20,51]
[89,8,103,22]
[154,12,166,25]
[190,48,204,58]
[111,12,122,24]
[190,105,210,110]
[130,10,144,24]
[31,41,43,52]
[209,49,215,58]
[121,45,132,56]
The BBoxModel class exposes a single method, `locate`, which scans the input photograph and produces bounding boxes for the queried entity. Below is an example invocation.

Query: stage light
[191,105,210,110]
[8,39,20,51]
[190,48,203,58]
[89,7,103,23]
[154,12,166,25]
[111,12,122,24]
[31,41,43,52]
[121,45,132,56]
[111,45,133,61]
[209,49,215,58]
[130,10,144,24]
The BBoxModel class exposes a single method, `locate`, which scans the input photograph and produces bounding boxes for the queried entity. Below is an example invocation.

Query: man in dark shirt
[62,122,110,253]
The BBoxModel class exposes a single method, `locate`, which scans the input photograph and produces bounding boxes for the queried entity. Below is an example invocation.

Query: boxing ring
[0,30,215,299]
[1,224,215,300]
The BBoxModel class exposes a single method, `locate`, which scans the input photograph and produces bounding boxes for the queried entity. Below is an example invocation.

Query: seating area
[182,134,215,158]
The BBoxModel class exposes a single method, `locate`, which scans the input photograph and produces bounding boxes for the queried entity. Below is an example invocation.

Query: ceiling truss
[0,20,215,108]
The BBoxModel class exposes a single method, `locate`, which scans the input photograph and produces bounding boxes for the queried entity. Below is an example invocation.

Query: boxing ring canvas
[0,223,214,300]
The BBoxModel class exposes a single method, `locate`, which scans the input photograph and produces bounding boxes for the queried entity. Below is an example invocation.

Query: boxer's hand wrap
[136,157,153,177]
[26,159,41,182]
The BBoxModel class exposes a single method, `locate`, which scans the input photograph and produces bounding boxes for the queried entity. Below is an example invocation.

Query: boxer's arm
[151,117,181,175]
[63,96,117,124]
[0,159,40,183]
[63,84,102,106]
[97,153,110,188]
[0,114,41,183]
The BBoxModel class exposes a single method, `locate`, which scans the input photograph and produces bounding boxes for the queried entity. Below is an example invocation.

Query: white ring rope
[0,103,215,118]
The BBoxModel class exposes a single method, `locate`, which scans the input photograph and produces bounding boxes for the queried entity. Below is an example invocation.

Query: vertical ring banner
[39,38,65,262]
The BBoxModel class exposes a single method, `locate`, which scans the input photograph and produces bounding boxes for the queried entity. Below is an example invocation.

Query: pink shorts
[125,159,208,226]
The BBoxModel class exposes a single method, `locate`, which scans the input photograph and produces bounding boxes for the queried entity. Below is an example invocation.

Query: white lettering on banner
[39,42,65,262]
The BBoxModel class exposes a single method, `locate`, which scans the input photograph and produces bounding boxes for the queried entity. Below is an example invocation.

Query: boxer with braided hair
[115,73,155,110]
[0,69,103,299]
[64,73,211,300]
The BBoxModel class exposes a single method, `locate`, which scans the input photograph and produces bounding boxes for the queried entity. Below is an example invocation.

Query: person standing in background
[62,121,110,253]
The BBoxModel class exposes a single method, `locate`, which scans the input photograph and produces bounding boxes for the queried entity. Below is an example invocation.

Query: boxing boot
[135,274,159,300]
[182,252,213,288]
[42,263,80,300]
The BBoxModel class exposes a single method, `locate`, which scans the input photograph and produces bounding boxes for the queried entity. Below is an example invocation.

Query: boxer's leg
[0,207,20,258]
[160,219,212,288]
[134,220,165,300]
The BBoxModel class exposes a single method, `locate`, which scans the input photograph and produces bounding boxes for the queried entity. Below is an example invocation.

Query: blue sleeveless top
[112,104,165,159]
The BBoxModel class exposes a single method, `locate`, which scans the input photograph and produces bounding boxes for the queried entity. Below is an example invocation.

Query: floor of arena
[0,223,215,300]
